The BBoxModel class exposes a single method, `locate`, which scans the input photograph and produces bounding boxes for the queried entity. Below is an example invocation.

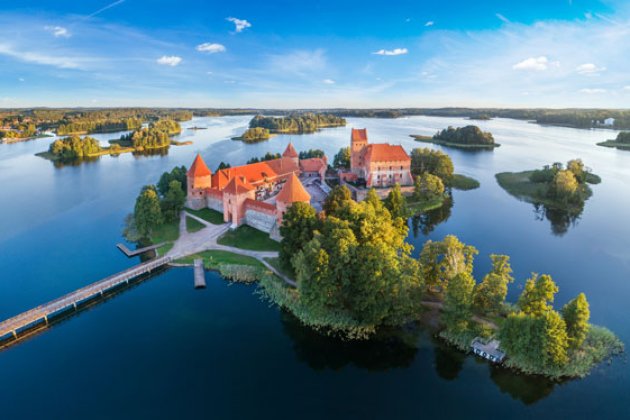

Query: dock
[116,242,167,257]
[193,259,206,288]
[0,256,172,341]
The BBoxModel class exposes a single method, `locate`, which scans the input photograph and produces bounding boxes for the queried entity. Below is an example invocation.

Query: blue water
[0,116,629,419]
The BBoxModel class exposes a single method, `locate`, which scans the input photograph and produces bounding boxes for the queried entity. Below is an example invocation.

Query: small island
[496,160,600,212]
[248,113,346,134]
[597,132,630,151]
[232,127,275,143]
[37,119,189,163]
[411,125,499,149]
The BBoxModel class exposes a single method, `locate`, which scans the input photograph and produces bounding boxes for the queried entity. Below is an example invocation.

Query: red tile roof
[351,128,368,143]
[222,176,255,195]
[187,154,212,177]
[364,144,410,163]
[244,198,277,214]
[299,157,327,173]
[283,142,299,158]
[212,157,299,189]
[276,173,311,203]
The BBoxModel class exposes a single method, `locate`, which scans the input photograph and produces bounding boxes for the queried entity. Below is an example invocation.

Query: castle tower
[186,154,212,209]
[222,176,255,227]
[275,173,311,224]
[282,142,299,167]
[350,128,368,176]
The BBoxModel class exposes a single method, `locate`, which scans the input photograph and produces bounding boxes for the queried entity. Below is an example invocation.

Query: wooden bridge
[0,256,172,341]
[116,242,166,257]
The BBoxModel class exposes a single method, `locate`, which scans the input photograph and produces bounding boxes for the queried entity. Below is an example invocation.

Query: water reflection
[410,196,454,237]
[432,339,466,380]
[280,311,419,371]
[533,202,584,236]
[489,365,556,405]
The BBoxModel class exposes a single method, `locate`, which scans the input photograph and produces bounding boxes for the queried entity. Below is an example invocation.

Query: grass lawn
[451,174,480,190]
[186,216,205,233]
[218,225,280,252]
[406,196,445,214]
[150,219,180,256]
[176,250,264,269]
[264,257,294,278]
[185,207,224,224]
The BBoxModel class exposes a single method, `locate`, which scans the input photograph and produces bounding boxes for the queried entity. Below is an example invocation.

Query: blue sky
[1,0,629,108]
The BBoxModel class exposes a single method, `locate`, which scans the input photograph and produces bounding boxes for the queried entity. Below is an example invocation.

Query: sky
[1,0,629,108]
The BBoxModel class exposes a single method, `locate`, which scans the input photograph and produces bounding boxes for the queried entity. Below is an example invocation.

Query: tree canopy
[410,148,454,182]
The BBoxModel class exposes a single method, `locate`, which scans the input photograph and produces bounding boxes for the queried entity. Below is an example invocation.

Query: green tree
[333,147,351,169]
[157,166,187,196]
[410,148,454,182]
[160,180,186,222]
[443,272,476,333]
[473,254,514,314]
[323,185,352,216]
[518,274,559,316]
[419,235,478,292]
[414,173,445,201]
[364,188,383,210]
[562,293,590,349]
[279,202,319,270]
[133,185,163,238]
[384,183,408,220]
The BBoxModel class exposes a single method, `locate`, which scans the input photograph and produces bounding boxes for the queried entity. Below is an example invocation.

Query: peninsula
[597,132,630,151]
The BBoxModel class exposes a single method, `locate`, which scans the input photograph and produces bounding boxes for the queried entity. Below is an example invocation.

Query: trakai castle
[186,143,326,236]
[340,128,413,187]
[186,128,412,236]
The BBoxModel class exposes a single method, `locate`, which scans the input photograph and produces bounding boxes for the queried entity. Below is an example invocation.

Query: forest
[249,113,346,134]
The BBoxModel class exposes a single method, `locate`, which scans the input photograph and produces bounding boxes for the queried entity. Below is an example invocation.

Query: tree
[414,173,445,201]
[566,159,586,183]
[518,274,559,316]
[473,255,514,314]
[419,235,478,292]
[133,185,163,238]
[157,166,187,196]
[443,272,476,333]
[384,183,408,220]
[562,293,590,349]
[333,147,351,169]
[279,202,319,270]
[216,162,231,171]
[160,180,186,222]
[549,170,579,203]
[433,125,495,146]
[323,185,352,216]
[410,148,454,182]
[364,188,383,211]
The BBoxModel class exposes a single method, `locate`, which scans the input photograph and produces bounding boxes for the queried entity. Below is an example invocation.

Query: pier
[116,242,167,257]
[0,256,172,341]
[193,259,206,288]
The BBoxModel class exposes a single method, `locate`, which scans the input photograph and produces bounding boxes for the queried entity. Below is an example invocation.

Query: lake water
[0,116,629,419]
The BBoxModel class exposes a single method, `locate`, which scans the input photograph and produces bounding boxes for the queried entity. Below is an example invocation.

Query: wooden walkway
[193,259,206,288]
[0,256,172,340]
[116,242,166,257]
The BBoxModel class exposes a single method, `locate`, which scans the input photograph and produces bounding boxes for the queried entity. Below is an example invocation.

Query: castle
[341,128,413,187]
[186,143,326,236]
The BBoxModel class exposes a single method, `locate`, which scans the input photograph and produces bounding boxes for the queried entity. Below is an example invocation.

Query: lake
[0,116,629,419]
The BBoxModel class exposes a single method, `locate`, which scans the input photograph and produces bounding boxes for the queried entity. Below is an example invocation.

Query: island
[597,132,630,151]
[248,113,346,134]
[496,159,600,235]
[232,127,274,143]
[411,125,499,149]
[36,119,189,163]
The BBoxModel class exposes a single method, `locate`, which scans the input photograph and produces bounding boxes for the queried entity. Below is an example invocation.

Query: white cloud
[579,88,607,94]
[44,25,70,38]
[268,49,327,75]
[226,17,251,33]
[18,77,25,82]
[496,13,510,23]
[623,86,630,91]
[425,21,434,27]
[87,0,125,18]
[512,56,553,71]
[0,43,82,69]
[196,43,226,53]
[156,55,182,66]
[322,79,335,84]
[576,63,606,75]
[372,48,408,56]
